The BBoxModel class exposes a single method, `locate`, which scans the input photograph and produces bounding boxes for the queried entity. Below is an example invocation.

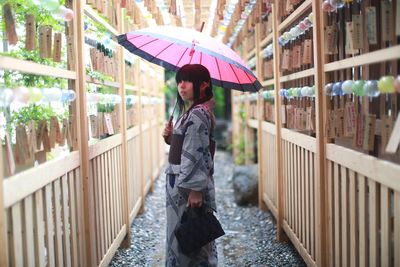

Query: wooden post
[117,6,132,248]
[137,61,145,213]
[255,16,268,211]
[0,147,9,267]
[271,1,285,241]
[74,0,96,265]
[312,0,328,266]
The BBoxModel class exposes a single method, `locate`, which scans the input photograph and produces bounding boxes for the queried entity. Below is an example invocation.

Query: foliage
[1,0,66,34]
[86,69,114,83]
[213,86,225,118]
[7,103,61,134]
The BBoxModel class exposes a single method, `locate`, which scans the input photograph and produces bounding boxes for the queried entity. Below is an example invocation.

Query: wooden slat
[305,150,310,253]
[86,77,120,88]
[3,152,80,208]
[295,145,299,236]
[310,153,315,259]
[358,175,368,267]
[324,45,400,72]
[278,0,312,32]
[61,175,72,267]
[109,149,116,239]
[92,158,100,262]
[100,154,106,259]
[260,33,273,49]
[279,68,315,83]
[333,163,340,267]
[326,144,400,191]
[341,166,348,267]
[327,161,333,267]
[395,191,400,267]
[33,190,46,267]
[281,128,317,153]
[282,221,317,267]
[74,168,85,266]
[44,184,55,267]
[368,180,379,267]
[53,179,64,267]
[380,186,390,267]
[68,172,79,267]
[105,152,111,249]
[98,225,127,267]
[0,56,76,79]
[349,170,358,267]
[23,196,35,267]
[89,134,122,159]
[10,203,23,267]
[300,148,305,244]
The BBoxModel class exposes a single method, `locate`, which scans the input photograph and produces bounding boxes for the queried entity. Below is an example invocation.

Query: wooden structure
[232,0,400,266]
[0,1,165,266]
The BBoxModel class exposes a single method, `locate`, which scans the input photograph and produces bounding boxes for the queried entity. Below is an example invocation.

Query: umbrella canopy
[117,25,262,92]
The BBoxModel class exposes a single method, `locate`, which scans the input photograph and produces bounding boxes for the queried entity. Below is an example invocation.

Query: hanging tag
[4,133,16,176]
[67,36,75,69]
[363,114,376,151]
[293,45,301,69]
[49,117,57,148]
[344,102,356,137]
[385,112,400,154]
[97,112,104,135]
[104,113,114,135]
[41,121,51,152]
[302,39,312,65]
[381,115,393,154]
[113,106,120,133]
[345,22,357,55]
[366,6,378,45]
[90,114,99,138]
[286,105,294,129]
[326,110,336,139]
[25,14,36,50]
[352,15,364,50]
[354,114,365,148]
[324,26,333,54]
[53,33,62,62]
[15,125,30,164]
[281,49,290,70]
[62,118,70,147]
[3,3,18,45]
[306,107,312,130]
[27,120,37,154]
[335,108,345,137]
[45,26,52,58]
[39,26,48,58]
[381,1,393,42]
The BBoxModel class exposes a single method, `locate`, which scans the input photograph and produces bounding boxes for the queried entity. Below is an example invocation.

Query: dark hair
[175,64,213,115]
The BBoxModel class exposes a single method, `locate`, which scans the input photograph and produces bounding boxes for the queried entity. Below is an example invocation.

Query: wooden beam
[0,56,76,80]
[88,134,123,159]
[86,77,120,88]
[75,0,96,265]
[0,139,9,267]
[278,0,312,32]
[117,6,132,248]
[262,78,275,87]
[84,5,119,36]
[280,68,315,83]
[260,33,273,49]
[271,1,285,242]
[324,45,400,72]
[311,0,328,265]
[3,152,79,208]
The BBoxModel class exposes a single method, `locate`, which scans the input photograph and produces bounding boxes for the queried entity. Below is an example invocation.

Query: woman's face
[178,80,194,102]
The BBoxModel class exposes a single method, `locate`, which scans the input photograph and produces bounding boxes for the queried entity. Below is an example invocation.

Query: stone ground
[109,152,306,267]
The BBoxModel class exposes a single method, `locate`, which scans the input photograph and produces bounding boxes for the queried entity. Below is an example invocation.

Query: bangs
[175,64,211,85]
[175,65,194,84]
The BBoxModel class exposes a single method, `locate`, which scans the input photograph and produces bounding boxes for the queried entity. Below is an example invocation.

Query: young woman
[162,64,218,266]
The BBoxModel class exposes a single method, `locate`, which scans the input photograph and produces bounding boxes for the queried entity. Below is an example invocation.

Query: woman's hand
[187,190,203,208]
[162,117,173,144]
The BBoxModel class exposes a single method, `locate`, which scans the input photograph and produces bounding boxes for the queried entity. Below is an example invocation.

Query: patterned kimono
[165,99,218,267]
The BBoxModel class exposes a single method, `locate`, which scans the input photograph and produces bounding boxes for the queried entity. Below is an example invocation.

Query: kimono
[165,99,218,267]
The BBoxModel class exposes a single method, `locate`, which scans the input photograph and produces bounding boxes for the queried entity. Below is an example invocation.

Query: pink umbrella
[117,25,262,92]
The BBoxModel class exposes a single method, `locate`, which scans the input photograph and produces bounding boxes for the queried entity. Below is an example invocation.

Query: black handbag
[175,206,225,255]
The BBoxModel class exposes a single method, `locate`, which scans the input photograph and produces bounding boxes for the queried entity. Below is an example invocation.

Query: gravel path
[109,152,306,267]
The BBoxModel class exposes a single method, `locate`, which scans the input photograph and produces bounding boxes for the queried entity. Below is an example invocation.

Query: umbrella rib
[228,63,244,91]
[213,57,222,83]
[152,42,174,59]
[174,47,189,71]
[199,52,202,65]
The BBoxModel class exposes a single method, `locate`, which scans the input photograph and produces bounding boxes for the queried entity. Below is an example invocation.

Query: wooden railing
[3,152,85,267]
[281,129,317,267]
[326,144,400,267]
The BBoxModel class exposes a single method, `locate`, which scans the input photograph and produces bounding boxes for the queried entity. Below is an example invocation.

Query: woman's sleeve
[176,109,211,192]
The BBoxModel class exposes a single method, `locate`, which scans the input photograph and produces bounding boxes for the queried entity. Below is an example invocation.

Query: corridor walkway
[109,152,306,267]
